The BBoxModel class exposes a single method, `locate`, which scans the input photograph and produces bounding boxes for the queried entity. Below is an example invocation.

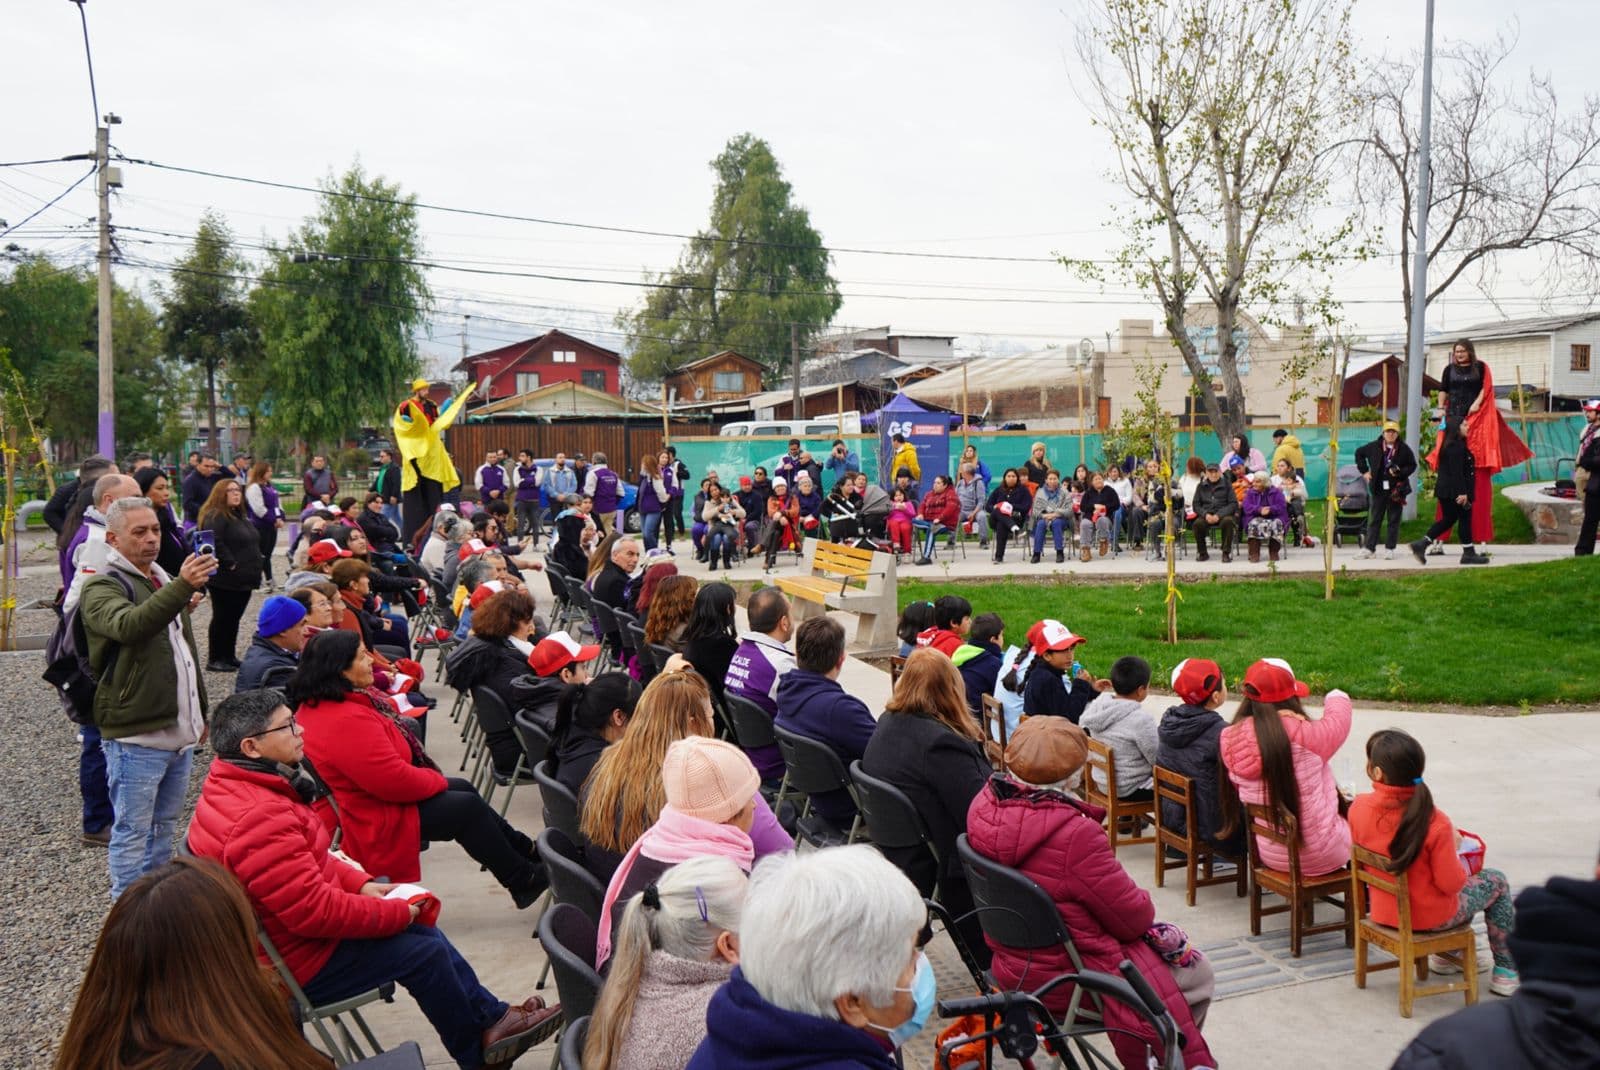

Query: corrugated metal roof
[1437,312,1600,340]
[901,351,1080,399]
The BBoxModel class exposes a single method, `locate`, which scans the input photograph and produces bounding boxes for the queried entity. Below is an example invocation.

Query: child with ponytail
[1348,729,1520,996]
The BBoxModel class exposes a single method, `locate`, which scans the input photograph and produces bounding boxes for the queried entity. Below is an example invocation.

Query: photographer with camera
[822,438,859,489]
[1355,420,1417,560]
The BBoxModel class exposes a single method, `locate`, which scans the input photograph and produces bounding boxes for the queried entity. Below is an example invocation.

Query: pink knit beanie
[661,737,761,823]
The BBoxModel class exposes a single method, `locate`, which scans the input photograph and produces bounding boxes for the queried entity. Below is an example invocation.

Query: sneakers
[1427,540,1447,556]
[1409,538,1429,564]
[1358,548,1376,559]
[1490,967,1521,996]
[1384,548,1395,560]
[1430,949,1493,975]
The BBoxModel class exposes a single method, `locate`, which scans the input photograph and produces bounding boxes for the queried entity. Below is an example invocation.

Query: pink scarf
[595,805,755,965]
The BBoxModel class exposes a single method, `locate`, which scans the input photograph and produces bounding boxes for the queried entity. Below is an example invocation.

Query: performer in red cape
[1425,338,1533,544]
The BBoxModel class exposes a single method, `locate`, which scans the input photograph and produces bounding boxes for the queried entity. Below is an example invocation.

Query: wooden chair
[1080,739,1156,856]
[1351,843,1479,1017]
[888,655,907,685]
[1243,801,1355,957]
[980,693,1009,754]
[1152,766,1246,906]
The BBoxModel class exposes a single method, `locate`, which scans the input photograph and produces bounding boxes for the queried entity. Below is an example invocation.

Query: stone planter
[1501,482,1583,545]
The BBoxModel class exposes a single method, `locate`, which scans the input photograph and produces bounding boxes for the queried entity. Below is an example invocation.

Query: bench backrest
[808,540,886,592]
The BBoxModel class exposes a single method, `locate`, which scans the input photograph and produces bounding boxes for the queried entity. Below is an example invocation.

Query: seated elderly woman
[1241,470,1290,563]
[687,845,932,1069]
[1271,458,1311,546]
[579,668,792,885]
[792,471,824,540]
[287,629,547,909]
[585,856,747,1070]
[596,737,761,964]
[1077,471,1123,561]
[444,585,545,777]
[966,716,1217,1070]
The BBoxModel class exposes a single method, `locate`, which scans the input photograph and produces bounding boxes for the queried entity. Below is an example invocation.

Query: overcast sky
[6,1,1596,376]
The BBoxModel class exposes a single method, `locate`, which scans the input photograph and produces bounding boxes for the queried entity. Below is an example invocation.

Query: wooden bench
[772,540,898,652]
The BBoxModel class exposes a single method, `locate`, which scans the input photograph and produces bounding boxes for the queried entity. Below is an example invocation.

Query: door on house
[1096,397,1111,429]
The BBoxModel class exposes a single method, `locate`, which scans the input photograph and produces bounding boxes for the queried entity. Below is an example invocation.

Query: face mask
[866,951,935,1049]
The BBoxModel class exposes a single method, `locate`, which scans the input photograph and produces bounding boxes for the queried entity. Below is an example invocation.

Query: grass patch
[900,557,1598,707]
[1300,487,1534,546]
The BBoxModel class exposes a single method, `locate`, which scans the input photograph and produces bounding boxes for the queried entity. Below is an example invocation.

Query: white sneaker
[1490,968,1521,996]
[1427,541,1446,556]
[1431,949,1493,975]
[1358,548,1375,559]
[1384,549,1395,560]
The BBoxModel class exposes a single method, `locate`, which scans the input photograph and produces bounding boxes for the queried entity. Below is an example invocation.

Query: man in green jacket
[80,496,212,898]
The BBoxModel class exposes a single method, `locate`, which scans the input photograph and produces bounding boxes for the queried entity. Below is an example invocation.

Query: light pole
[95,113,121,457]
[1402,0,1436,520]
[1076,338,1095,469]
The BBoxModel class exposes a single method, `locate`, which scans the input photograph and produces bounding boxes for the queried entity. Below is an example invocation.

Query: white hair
[104,495,156,532]
[610,537,640,561]
[739,845,923,1020]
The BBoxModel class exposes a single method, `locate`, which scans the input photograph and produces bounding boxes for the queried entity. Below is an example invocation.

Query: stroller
[1331,464,1369,547]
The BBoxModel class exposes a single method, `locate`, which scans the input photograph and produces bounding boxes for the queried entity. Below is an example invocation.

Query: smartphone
[192,530,218,575]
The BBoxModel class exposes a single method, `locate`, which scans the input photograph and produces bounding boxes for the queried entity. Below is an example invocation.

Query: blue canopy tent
[873,393,951,495]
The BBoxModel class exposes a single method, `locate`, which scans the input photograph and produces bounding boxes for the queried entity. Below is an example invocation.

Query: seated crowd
[52,446,1589,1070]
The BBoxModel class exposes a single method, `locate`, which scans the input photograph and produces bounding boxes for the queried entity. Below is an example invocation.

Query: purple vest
[515,464,540,503]
[252,484,282,532]
[59,515,99,589]
[478,464,506,496]
[725,634,794,781]
[592,467,620,513]
[638,474,663,515]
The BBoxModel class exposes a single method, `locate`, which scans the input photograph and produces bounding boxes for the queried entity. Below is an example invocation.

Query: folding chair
[1152,766,1245,906]
[850,760,938,878]
[647,642,679,676]
[543,563,574,630]
[258,925,394,1066]
[557,1016,589,1070]
[722,692,790,807]
[468,688,534,813]
[1243,801,1355,957]
[955,834,1124,1070]
[1080,739,1157,855]
[1352,843,1479,1017]
[260,664,296,690]
[612,608,640,670]
[587,599,622,674]
[538,827,605,922]
[538,903,604,1025]
[346,1042,424,1069]
[625,621,651,682]
[532,756,583,843]
[771,724,864,847]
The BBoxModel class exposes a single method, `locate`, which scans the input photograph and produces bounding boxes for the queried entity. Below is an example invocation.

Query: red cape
[1425,362,1534,542]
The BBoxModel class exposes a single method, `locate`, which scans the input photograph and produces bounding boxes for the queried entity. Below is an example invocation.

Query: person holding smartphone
[199,480,263,672]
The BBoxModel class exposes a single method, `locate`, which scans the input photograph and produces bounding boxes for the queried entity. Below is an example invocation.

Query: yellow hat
[1382,420,1400,432]
[411,378,430,392]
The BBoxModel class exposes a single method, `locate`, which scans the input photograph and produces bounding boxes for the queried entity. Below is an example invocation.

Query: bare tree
[1072,0,1360,447]
[1357,27,1600,383]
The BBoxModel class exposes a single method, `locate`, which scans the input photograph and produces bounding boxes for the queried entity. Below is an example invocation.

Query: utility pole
[95,115,121,457]
[1402,0,1436,520]
[790,323,801,421]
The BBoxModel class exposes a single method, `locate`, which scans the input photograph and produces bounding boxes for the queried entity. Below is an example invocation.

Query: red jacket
[297,692,448,883]
[1348,782,1467,931]
[967,777,1214,1070]
[914,625,963,657]
[918,485,959,529]
[188,758,412,984]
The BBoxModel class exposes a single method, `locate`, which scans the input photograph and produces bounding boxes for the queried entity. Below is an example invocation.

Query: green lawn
[1300,488,1534,546]
[899,557,1598,707]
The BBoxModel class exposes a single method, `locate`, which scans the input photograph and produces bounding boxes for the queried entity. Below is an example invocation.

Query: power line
[69,1,99,126]
[0,156,89,169]
[0,168,96,239]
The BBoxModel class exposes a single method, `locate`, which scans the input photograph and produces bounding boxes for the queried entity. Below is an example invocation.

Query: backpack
[42,571,134,725]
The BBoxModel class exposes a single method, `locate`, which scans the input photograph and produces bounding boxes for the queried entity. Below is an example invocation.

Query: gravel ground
[0,548,262,1068]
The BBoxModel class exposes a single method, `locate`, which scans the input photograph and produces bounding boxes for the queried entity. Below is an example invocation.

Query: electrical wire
[71,0,99,125]
[0,168,96,240]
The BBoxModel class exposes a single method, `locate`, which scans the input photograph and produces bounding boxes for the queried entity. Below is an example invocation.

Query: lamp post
[1076,338,1095,469]
[1402,0,1436,520]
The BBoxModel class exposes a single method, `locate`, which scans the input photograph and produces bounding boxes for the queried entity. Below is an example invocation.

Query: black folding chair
[850,760,939,878]
[538,827,605,922]
[533,758,583,843]
[538,903,604,1024]
[722,692,789,806]
[544,562,574,630]
[955,834,1120,1070]
[772,724,863,847]
[588,599,622,674]
[468,688,533,815]
[260,664,296,689]
[557,1016,589,1070]
[346,1042,425,1070]
[648,642,679,675]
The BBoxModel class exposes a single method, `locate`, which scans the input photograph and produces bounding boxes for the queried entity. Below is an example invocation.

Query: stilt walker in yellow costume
[393,378,475,545]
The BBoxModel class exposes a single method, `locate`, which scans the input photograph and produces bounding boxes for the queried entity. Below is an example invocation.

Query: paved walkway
[379,642,1599,1068]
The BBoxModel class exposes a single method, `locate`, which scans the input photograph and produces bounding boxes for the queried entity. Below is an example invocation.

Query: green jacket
[79,563,209,739]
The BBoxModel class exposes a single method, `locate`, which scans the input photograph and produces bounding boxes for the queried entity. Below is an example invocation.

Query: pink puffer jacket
[1219,690,1352,876]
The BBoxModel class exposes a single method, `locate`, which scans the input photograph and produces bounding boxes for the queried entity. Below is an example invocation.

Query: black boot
[1461,547,1490,565]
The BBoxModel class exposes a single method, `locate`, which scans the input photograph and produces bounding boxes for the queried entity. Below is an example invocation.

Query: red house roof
[451,328,620,377]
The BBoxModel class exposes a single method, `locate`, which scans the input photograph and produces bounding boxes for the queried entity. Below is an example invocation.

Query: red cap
[1170,658,1223,706]
[468,580,505,611]
[1241,658,1310,704]
[1027,619,1084,656]
[528,631,602,677]
[457,538,490,562]
[307,538,352,566]
[739,476,753,489]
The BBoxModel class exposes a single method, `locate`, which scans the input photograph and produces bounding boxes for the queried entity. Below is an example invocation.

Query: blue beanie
[257,595,308,639]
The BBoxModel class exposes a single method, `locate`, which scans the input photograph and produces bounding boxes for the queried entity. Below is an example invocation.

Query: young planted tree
[253,163,431,445]
[160,210,252,452]
[1105,357,1181,642]
[1073,0,1361,449]
[1356,27,1600,388]
[618,134,842,383]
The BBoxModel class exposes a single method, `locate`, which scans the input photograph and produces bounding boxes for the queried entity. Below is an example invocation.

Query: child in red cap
[1155,658,1245,857]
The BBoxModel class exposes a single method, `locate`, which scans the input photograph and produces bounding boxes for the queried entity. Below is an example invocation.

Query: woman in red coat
[287,629,547,908]
[966,717,1216,1070]
[912,473,961,565]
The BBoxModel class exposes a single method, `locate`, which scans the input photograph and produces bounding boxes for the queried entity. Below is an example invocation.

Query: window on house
[581,370,606,390]
[713,371,744,393]
[1573,344,1592,372]
[552,350,576,364]
[515,372,540,394]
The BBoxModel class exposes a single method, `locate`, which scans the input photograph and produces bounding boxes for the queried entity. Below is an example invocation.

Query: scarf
[595,805,755,965]
[222,755,327,806]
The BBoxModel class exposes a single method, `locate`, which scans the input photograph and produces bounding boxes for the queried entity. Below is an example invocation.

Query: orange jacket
[1348,782,1467,930]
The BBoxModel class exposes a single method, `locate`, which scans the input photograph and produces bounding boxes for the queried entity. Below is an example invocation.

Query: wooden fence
[446,419,699,482]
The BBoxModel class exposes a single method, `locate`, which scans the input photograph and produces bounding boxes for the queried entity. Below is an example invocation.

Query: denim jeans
[1032,516,1066,554]
[303,924,507,1070]
[641,511,662,551]
[382,502,403,532]
[79,723,113,834]
[912,518,949,559]
[102,739,194,899]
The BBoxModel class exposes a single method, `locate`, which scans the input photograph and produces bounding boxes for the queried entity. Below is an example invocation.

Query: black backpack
[42,571,134,725]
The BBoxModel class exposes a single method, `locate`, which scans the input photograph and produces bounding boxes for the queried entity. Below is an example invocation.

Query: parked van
[718,419,842,438]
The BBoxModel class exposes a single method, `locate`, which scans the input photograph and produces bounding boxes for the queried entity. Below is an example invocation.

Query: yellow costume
[392,383,474,493]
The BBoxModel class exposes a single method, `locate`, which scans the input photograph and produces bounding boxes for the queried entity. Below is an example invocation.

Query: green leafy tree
[1072,0,1363,449]
[159,211,254,452]
[253,162,430,446]
[618,134,842,383]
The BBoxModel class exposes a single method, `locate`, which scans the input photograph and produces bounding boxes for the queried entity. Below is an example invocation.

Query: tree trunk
[205,358,220,454]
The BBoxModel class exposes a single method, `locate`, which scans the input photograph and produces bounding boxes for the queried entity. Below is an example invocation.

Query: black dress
[1441,361,1485,431]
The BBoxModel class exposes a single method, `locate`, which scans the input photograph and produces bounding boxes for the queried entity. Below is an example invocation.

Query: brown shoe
[482,997,561,1065]
[1080,545,1092,563]
[1098,539,1109,557]
[1248,538,1261,563]
[81,826,111,848]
